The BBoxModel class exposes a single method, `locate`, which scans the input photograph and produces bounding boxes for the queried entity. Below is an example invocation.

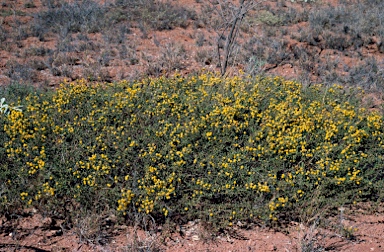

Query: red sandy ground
[1,204,384,251]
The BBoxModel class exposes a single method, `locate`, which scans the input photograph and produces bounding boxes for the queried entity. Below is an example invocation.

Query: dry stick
[227,6,246,74]
[213,0,259,76]
[221,0,246,76]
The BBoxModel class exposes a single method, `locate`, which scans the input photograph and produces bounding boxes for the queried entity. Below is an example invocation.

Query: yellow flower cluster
[2,73,383,227]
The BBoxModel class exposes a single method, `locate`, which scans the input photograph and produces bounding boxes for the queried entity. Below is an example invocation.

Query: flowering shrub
[1,73,384,228]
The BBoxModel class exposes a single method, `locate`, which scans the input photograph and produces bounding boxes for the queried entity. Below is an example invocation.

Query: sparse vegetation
[2,0,384,92]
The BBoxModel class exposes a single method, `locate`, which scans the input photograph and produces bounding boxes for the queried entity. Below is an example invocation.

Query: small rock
[191,235,200,241]
[42,217,53,226]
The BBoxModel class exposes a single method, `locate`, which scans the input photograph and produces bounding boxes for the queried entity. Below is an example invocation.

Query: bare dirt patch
[1,204,384,251]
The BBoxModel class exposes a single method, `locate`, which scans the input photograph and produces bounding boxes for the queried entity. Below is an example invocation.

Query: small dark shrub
[23,47,53,57]
[266,40,291,65]
[29,59,49,71]
[0,25,6,43]
[5,61,37,83]
[32,0,106,39]
[196,32,205,47]
[114,0,196,31]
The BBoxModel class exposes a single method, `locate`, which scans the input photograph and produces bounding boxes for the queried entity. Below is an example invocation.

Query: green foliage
[256,10,283,26]
[1,74,384,230]
[0,9,26,17]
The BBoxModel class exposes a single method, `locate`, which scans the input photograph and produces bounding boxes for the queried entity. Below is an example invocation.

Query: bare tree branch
[209,0,261,76]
